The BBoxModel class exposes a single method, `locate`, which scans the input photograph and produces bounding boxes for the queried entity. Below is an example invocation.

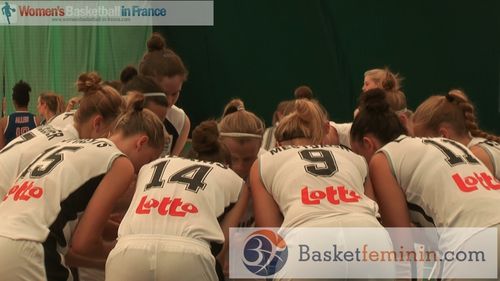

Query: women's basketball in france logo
[242,229,288,276]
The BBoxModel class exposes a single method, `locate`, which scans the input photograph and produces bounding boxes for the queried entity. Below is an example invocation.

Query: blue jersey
[3,112,38,144]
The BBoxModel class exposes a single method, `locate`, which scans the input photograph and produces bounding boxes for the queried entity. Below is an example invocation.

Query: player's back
[50,111,75,129]
[379,135,500,228]
[0,138,123,244]
[259,144,379,228]
[0,124,79,197]
[3,111,37,144]
[468,137,500,179]
[118,156,243,245]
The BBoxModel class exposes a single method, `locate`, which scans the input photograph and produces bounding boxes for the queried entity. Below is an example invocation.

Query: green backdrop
[0,26,151,114]
[155,0,499,134]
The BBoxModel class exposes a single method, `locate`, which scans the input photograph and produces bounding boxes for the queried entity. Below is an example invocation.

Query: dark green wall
[155,0,499,134]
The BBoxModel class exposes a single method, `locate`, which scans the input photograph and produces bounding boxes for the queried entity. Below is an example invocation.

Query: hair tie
[445,93,454,102]
[237,105,245,111]
[219,132,262,139]
[143,92,166,97]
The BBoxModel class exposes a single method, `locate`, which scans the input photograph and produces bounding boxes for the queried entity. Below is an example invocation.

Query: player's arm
[470,145,495,176]
[66,97,81,112]
[249,161,283,227]
[369,152,411,227]
[112,174,137,213]
[219,183,249,238]
[363,175,377,202]
[171,115,190,156]
[217,183,250,277]
[0,117,6,149]
[70,156,135,258]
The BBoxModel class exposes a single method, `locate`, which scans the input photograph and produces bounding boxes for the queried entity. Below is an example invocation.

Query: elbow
[71,236,98,256]
[71,240,87,256]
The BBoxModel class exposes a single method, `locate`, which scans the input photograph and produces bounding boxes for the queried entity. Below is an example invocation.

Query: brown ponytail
[448,90,500,142]
[275,99,327,145]
[39,92,65,116]
[413,89,500,142]
[113,93,166,149]
[74,72,125,126]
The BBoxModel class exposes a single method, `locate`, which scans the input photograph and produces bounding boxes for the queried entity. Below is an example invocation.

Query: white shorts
[78,268,105,281]
[0,236,46,281]
[105,234,218,281]
[442,223,500,281]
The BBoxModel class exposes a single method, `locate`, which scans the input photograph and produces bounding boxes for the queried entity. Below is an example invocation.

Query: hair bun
[192,120,220,153]
[125,92,146,112]
[222,99,245,117]
[294,85,314,100]
[360,88,390,113]
[77,72,102,93]
[120,66,138,84]
[147,33,167,52]
[381,78,395,91]
[132,98,144,112]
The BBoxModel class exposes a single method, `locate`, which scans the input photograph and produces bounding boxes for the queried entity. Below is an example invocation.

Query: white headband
[220,132,262,139]
[143,92,166,97]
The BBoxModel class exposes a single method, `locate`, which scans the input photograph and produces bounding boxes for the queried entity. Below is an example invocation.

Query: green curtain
[0,26,151,114]
[155,0,500,134]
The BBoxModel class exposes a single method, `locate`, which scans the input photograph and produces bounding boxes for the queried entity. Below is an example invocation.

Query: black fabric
[43,174,105,281]
[164,118,179,153]
[407,201,436,226]
[215,258,224,281]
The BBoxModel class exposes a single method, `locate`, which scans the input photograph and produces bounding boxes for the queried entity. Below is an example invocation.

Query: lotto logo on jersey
[3,181,43,201]
[452,172,500,192]
[301,186,361,205]
[135,195,198,217]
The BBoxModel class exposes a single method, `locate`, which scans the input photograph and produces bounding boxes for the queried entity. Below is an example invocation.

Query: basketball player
[250,98,380,227]
[139,33,190,156]
[412,89,500,179]
[350,89,500,278]
[0,94,165,281]
[37,92,65,125]
[105,120,245,281]
[0,72,124,198]
[249,98,393,279]
[0,80,38,149]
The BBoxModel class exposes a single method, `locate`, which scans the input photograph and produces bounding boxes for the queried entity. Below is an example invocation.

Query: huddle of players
[0,50,499,281]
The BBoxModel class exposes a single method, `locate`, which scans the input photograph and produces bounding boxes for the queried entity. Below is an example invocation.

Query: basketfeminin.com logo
[242,229,288,276]
[1,2,17,24]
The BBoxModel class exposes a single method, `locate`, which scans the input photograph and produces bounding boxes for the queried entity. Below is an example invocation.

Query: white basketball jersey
[0,138,123,280]
[329,121,352,148]
[162,106,186,156]
[166,105,186,134]
[468,137,500,179]
[118,157,244,246]
[50,110,76,130]
[0,124,79,197]
[379,135,500,228]
[259,145,378,228]
[0,138,123,242]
